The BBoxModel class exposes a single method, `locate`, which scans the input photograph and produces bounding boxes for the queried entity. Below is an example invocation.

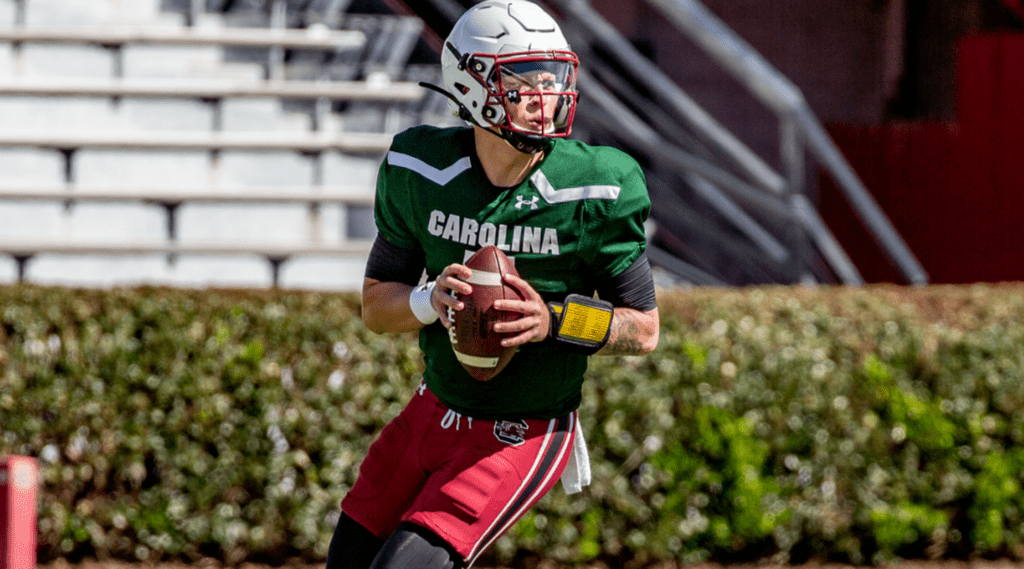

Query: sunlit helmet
[441,0,579,153]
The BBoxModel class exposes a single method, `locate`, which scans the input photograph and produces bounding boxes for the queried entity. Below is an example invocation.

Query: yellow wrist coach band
[547,293,613,355]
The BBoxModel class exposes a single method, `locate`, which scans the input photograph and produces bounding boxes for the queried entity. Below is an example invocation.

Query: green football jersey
[374,125,651,419]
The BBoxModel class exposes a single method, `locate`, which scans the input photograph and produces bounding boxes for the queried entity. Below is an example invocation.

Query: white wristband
[409,281,439,325]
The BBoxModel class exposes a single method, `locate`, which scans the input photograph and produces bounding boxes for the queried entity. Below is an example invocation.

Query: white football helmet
[440,0,579,153]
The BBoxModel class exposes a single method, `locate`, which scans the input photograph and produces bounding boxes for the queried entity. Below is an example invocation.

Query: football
[448,246,524,381]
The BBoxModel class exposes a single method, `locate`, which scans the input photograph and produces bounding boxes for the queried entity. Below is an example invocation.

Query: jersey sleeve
[373,149,421,251]
[588,155,651,282]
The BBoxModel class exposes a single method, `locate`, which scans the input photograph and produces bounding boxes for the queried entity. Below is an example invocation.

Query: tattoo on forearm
[601,309,651,355]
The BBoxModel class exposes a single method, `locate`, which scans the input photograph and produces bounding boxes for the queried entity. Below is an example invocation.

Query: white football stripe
[469,419,555,563]
[479,413,575,556]
[467,414,578,566]
[453,350,499,368]
[466,270,503,286]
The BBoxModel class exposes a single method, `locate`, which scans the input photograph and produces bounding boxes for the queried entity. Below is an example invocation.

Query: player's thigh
[406,412,576,565]
[342,395,434,537]
[326,512,385,569]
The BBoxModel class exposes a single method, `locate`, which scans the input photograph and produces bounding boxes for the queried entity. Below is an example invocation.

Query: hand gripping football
[449,246,524,381]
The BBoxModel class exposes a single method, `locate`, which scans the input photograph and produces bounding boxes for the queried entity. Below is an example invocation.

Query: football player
[327,1,659,568]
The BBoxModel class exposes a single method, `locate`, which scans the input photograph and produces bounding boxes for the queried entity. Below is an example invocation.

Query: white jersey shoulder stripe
[387,151,472,186]
[531,170,621,204]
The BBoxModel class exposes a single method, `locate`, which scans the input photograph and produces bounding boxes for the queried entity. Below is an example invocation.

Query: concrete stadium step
[0,45,10,76]
[17,254,372,290]
[320,153,379,187]
[0,0,15,27]
[216,151,314,186]
[1,24,366,83]
[122,44,264,81]
[116,99,216,131]
[21,0,178,27]
[60,203,169,241]
[0,0,427,290]
[0,98,217,133]
[4,43,261,82]
[0,147,64,184]
[0,202,64,239]
[0,97,121,130]
[220,98,311,132]
[0,130,394,152]
[18,254,177,287]
[0,76,426,101]
[11,44,115,78]
[4,243,372,289]
[175,202,336,243]
[276,256,368,289]
[73,149,211,188]
[2,149,382,200]
[0,257,14,281]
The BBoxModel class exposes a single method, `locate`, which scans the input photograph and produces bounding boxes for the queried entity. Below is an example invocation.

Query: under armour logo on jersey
[494,419,529,445]
[515,195,539,210]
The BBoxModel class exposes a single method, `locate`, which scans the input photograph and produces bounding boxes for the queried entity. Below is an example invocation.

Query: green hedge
[3,284,1024,566]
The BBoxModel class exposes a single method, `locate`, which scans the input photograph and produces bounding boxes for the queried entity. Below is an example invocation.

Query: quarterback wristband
[409,281,439,325]
[547,294,614,355]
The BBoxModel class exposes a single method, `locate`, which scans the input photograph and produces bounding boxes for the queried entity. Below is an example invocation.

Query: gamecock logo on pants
[494,420,529,446]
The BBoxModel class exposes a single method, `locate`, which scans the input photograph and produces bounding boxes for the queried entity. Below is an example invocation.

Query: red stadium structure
[1000,0,1024,21]
[822,34,1024,283]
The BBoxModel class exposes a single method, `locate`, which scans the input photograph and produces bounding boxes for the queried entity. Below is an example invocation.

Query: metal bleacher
[0,0,454,289]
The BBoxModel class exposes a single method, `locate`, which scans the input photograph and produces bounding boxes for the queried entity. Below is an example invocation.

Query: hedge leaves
[4,284,1024,565]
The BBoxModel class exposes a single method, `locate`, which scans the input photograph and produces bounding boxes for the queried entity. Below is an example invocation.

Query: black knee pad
[326,512,385,569]
[369,522,464,569]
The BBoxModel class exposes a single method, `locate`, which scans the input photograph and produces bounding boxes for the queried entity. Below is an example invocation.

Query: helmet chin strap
[418,81,549,155]
[419,81,475,124]
[498,129,548,154]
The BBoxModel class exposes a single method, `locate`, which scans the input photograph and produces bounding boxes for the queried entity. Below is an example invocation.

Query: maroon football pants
[340,382,576,566]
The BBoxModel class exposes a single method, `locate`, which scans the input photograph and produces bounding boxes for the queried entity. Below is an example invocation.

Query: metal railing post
[639,0,928,284]
[189,0,204,26]
[549,0,786,195]
[268,0,288,80]
[779,112,809,282]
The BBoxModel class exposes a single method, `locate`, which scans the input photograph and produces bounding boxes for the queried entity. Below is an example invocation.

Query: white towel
[560,415,592,494]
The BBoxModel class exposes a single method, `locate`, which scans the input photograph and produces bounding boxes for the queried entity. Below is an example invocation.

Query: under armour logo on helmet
[515,195,539,210]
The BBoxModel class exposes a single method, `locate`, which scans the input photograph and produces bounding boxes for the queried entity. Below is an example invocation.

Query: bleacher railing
[545,0,928,285]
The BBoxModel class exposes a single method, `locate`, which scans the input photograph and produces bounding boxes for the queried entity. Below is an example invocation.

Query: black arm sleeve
[363,235,425,286]
[595,251,658,311]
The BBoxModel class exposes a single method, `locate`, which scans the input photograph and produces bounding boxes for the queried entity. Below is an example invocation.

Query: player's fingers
[491,298,532,314]
[493,312,537,333]
[493,297,550,341]
[502,273,541,301]
[495,313,550,348]
[433,266,471,310]
[500,313,549,345]
[433,287,464,329]
[433,264,476,327]
[435,289,462,312]
[439,265,473,296]
[500,327,538,347]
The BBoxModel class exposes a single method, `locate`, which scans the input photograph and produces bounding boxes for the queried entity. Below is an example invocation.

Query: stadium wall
[821,33,1024,284]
